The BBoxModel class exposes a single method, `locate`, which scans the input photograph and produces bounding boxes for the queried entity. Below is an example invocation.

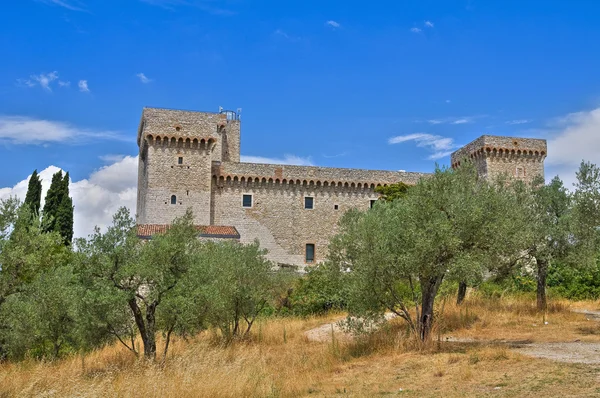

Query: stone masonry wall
[215,162,428,186]
[136,106,548,271]
[451,135,547,184]
[212,179,381,269]
[138,107,240,164]
[137,142,214,226]
[211,163,429,269]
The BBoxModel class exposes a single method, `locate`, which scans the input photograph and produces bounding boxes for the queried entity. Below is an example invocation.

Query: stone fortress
[136,107,547,270]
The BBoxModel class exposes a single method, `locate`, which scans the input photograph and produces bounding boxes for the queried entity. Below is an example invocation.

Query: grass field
[2,296,600,397]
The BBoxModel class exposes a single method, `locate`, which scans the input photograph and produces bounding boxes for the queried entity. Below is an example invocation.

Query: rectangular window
[516,167,525,178]
[178,157,183,165]
[304,196,314,209]
[242,194,253,208]
[370,199,377,208]
[305,244,315,263]
[334,204,339,210]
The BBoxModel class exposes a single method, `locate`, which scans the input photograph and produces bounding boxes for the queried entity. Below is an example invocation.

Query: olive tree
[199,240,277,341]
[76,207,201,360]
[329,163,527,340]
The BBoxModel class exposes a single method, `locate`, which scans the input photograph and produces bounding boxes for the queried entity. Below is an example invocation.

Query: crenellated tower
[451,135,547,184]
[136,107,241,226]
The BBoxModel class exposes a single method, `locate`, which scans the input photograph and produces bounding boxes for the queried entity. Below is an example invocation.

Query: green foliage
[23,170,42,218]
[0,197,20,242]
[286,261,350,316]
[76,207,201,359]
[42,170,73,245]
[198,240,277,341]
[0,266,80,360]
[0,205,70,301]
[328,163,528,339]
[548,258,600,300]
[374,182,410,202]
[0,206,72,360]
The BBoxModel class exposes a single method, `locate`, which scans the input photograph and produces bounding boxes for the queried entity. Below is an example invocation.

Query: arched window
[170,195,177,205]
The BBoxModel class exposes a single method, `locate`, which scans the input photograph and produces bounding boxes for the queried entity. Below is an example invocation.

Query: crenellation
[137,107,548,270]
[451,135,547,184]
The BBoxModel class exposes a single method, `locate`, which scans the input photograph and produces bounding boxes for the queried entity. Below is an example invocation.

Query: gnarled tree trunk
[128,298,157,360]
[457,281,467,305]
[536,258,548,312]
[419,275,444,341]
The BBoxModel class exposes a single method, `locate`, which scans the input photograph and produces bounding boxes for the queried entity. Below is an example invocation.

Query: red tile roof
[137,224,239,239]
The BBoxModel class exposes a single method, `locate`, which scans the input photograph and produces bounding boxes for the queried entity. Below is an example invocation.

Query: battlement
[136,105,549,270]
[137,107,241,164]
[213,162,427,188]
[451,135,547,167]
[451,135,547,184]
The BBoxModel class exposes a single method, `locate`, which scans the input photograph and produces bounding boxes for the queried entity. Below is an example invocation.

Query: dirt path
[304,309,600,364]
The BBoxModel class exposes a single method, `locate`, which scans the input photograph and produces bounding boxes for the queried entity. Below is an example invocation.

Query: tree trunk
[128,298,157,360]
[536,259,548,312]
[457,281,467,305]
[145,302,157,359]
[419,275,444,341]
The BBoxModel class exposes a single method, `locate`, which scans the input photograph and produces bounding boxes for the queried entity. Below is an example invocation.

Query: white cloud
[452,118,470,125]
[410,27,422,33]
[273,29,300,42]
[58,80,71,87]
[136,73,152,83]
[37,0,87,12]
[138,0,234,15]
[506,119,531,125]
[388,133,458,160]
[426,116,477,125]
[0,116,124,145]
[424,21,434,28]
[18,71,59,91]
[240,154,314,166]
[544,107,600,188]
[99,154,127,163]
[78,80,90,92]
[0,157,138,239]
[325,20,341,28]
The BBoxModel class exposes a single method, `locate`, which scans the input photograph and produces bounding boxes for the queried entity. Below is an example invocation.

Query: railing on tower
[219,110,240,121]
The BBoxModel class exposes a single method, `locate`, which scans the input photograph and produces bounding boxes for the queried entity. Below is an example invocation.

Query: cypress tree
[42,170,64,233]
[56,172,74,245]
[23,169,42,218]
[42,170,74,245]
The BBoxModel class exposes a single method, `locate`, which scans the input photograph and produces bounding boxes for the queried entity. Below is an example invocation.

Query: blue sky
[2,0,600,236]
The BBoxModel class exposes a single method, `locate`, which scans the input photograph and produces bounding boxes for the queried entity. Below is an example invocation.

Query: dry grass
[438,295,600,344]
[1,298,600,397]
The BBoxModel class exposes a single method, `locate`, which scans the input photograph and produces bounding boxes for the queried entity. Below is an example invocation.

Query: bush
[286,262,350,316]
[548,260,600,300]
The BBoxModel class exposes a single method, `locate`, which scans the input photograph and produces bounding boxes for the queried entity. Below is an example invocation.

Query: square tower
[136,107,241,226]
[451,135,547,184]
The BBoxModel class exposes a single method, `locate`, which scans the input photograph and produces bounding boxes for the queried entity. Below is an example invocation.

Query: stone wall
[214,162,428,186]
[211,178,381,268]
[137,107,240,164]
[135,106,549,270]
[451,135,547,184]
[210,164,429,269]
[137,141,214,226]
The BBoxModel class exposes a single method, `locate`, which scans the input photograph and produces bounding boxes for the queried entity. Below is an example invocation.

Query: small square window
[334,204,339,210]
[370,199,377,208]
[305,244,315,263]
[178,157,183,165]
[304,196,314,209]
[242,194,253,208]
